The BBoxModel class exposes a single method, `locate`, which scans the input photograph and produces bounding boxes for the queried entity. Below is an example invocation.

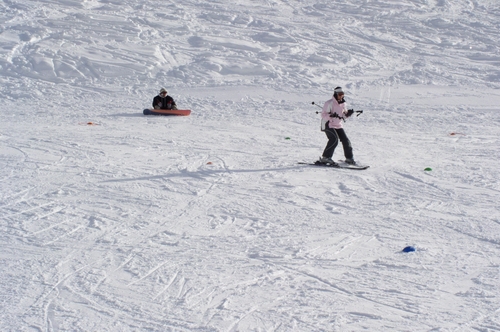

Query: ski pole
[311,102,322,114]
[312,102,364,117]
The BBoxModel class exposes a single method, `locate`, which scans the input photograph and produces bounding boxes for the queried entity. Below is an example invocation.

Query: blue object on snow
[402,246,416,252]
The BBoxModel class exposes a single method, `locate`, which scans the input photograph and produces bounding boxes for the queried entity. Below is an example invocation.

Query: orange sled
[143,109,191,116]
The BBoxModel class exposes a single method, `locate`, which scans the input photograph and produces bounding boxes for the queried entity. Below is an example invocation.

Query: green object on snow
[285,137,291,140]
[424,167,432,171]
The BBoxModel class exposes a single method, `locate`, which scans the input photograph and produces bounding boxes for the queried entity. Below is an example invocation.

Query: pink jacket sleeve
[321,100,332,121]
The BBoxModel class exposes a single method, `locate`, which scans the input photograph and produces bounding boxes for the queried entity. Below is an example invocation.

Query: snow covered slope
[1,0,500,331]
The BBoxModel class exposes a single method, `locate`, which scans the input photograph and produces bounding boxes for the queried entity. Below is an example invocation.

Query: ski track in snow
[1,0,500,331]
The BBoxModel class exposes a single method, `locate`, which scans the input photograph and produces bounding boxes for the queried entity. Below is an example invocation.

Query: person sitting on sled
[319,86,356,166]
[153,88,177,110]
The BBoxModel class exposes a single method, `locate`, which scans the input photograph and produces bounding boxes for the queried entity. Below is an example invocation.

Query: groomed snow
[1,0,500,331]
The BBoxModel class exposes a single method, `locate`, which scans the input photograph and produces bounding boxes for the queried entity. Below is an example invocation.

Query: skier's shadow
[101,166,303,183]
[109,113,144,118]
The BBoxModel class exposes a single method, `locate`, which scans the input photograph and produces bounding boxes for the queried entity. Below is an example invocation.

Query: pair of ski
[298,160,370,170]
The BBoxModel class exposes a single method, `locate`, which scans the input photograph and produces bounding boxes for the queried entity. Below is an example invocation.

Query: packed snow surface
[1,0,500,331]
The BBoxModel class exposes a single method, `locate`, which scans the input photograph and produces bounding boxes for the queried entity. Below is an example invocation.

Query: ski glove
[346,109,354,117]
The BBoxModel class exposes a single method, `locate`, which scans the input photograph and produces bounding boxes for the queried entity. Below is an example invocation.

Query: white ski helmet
[334,86,343,94]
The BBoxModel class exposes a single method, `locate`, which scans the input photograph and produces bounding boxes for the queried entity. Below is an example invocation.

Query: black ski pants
[322,125,353,160]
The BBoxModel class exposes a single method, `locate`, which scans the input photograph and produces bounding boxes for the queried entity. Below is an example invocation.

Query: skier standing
[319,87,356,165]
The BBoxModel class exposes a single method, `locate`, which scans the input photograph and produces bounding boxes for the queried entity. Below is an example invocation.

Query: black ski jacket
[152,95,176,109]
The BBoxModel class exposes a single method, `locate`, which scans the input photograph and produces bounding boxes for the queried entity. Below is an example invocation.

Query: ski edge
[298,162,370,170]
